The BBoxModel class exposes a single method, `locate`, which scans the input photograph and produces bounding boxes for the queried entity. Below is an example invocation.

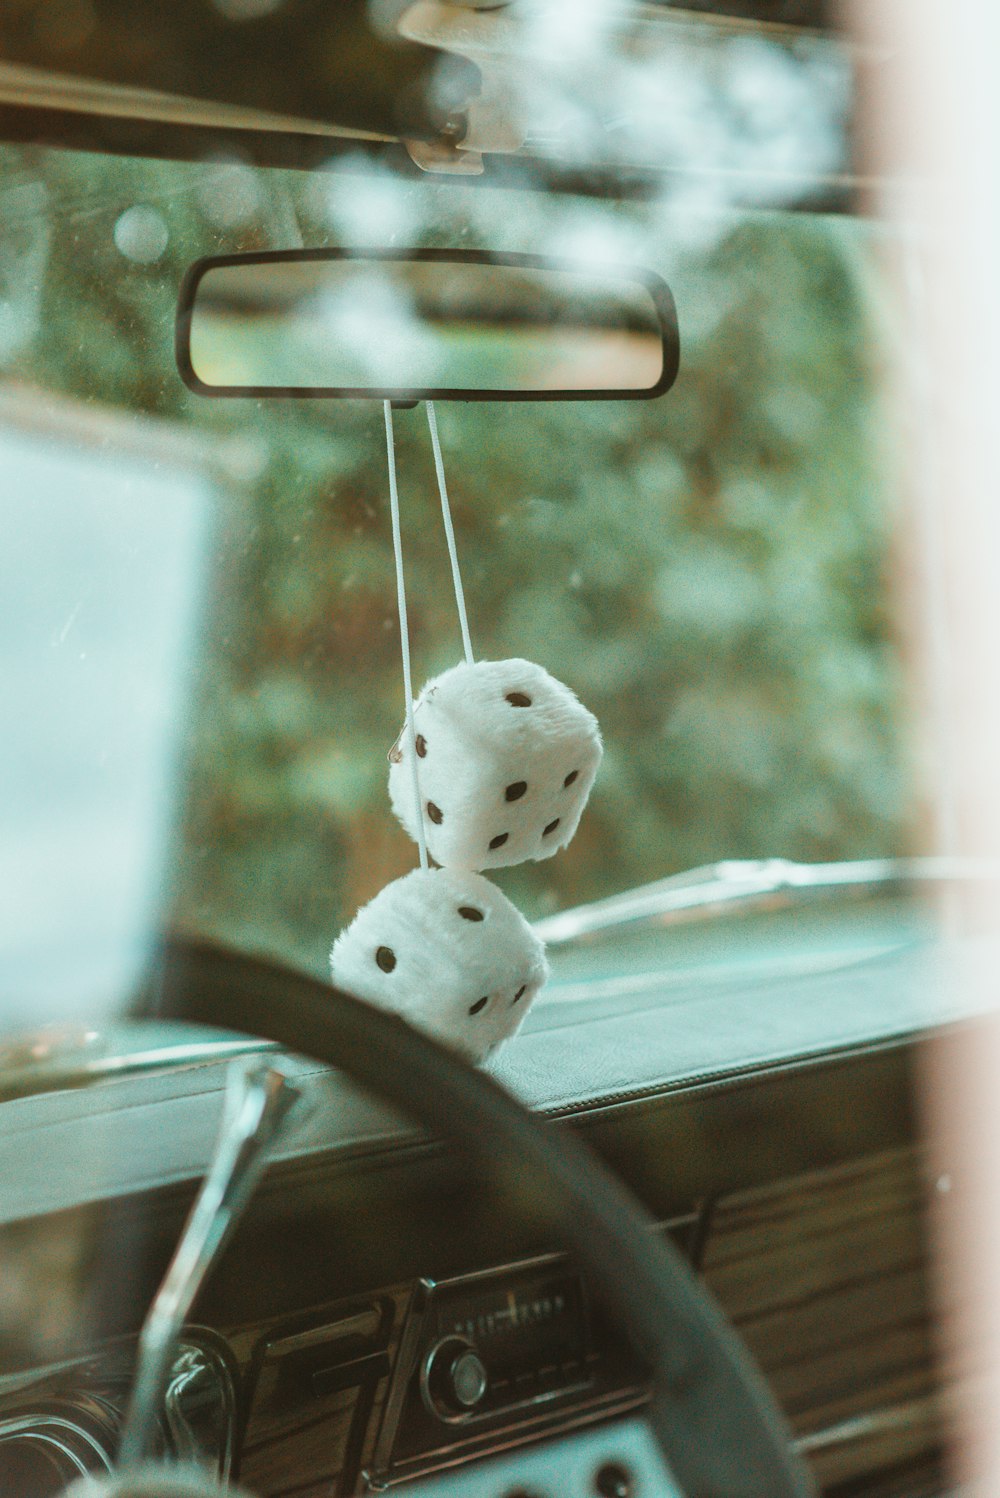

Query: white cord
[426,400,475,666]
[384,400,428,870]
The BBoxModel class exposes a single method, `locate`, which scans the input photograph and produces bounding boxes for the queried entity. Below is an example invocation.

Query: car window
[0,120,907,990]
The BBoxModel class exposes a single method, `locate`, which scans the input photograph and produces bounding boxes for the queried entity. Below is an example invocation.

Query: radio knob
[422,1336,489,1417]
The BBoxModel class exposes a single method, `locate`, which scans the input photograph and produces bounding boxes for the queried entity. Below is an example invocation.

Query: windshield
[0,40,908,1027]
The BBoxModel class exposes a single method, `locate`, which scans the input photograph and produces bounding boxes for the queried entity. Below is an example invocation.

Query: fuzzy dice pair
[331,658,602,1063]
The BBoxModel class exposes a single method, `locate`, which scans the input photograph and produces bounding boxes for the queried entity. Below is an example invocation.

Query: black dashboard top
[0,894,963,1226]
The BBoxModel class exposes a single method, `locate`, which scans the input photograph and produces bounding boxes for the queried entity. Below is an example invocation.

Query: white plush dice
[388,659,602,871]
[330,868,549,1064]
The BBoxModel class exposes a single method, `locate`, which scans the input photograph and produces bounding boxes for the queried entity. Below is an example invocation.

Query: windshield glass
[0,66,907,1021]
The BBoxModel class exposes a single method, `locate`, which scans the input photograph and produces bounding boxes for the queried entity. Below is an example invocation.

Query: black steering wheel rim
[146,936,815,1498]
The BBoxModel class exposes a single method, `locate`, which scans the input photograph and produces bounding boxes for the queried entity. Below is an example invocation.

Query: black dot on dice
[427,801,443,824]
[415,734,427,758]
[512,984,527,1005]
[505,691,532,707]
[376,946,396,973]
[564,769,579,787]
[469,996,489,1015]
[505,780,527,802]
[458,906,484,922]
[489,832,509,850]
[543,818,561,837]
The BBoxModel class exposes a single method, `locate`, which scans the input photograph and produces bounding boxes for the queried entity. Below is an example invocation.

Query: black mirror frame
[175,247,680,403]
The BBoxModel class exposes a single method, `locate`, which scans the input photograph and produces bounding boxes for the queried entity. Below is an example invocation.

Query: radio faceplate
[365,1254,647,1489]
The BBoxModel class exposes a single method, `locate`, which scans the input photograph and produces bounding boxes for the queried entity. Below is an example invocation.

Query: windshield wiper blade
[533,856,1000,945]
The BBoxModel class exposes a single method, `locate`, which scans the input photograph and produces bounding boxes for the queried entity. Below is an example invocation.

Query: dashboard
[0,896,962,1495]
[0,1079,944,1494]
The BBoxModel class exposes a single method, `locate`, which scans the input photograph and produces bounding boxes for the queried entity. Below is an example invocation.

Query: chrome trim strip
[795,1393,941,1456]
[0,1030,280,1104]
[0,1412,115,1473]
[533,855,1000,944]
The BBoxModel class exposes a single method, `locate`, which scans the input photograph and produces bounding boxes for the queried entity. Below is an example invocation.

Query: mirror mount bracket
[405,135,484,176]
[398,0,529,174]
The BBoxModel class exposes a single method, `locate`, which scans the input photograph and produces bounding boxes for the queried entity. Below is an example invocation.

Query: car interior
[0,3,970,1497]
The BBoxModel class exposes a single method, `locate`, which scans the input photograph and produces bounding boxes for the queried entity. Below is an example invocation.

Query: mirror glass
[180,251,676,399]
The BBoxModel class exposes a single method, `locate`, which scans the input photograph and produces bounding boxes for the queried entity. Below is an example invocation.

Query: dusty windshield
[0,68,907,1020]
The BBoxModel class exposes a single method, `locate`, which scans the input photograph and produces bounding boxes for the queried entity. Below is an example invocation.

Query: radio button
[422,1337,489,1418]
[451,1347,488,1408]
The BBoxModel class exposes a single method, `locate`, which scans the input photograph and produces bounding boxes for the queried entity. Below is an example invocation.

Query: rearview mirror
[176,249,679,402]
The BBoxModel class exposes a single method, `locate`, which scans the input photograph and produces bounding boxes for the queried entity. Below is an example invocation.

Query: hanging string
[384,400,428,870]
[426,400,474,666]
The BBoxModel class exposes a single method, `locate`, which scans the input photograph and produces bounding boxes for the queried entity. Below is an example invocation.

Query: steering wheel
[133,938,815,1498]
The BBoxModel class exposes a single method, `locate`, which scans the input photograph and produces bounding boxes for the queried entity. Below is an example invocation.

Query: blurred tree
[4,144,907,973]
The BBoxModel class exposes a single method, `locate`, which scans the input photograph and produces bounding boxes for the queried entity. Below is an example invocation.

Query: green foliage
[2,146,909,973]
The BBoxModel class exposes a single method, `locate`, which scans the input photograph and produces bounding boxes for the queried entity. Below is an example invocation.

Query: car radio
[364,1253,647,1489]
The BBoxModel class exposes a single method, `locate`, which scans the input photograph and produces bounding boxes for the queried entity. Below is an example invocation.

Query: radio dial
[421,1336,488,1418]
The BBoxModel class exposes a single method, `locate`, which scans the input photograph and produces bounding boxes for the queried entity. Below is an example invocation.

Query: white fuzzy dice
[330,868,549,1064]
[388,658,602,871]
